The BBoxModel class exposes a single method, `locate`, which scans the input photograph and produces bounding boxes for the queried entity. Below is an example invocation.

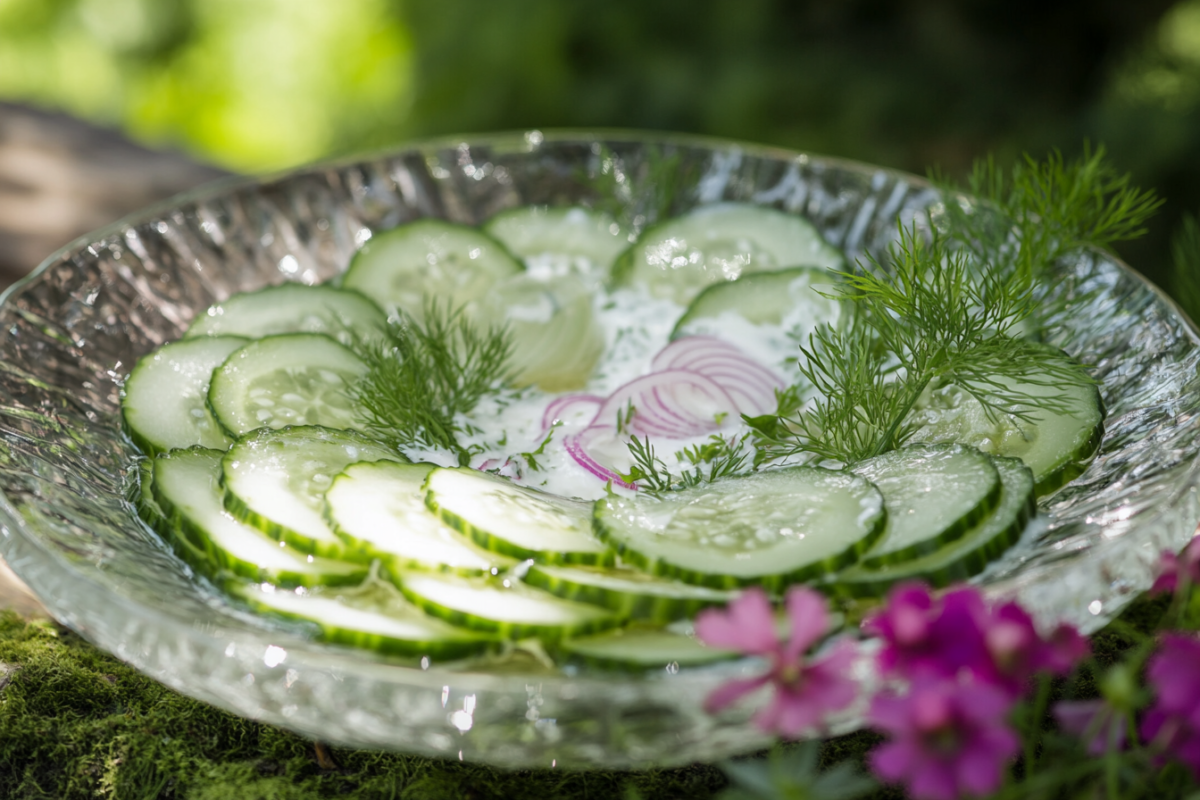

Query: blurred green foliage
[5,0,1200,294]
[0,0,412,170]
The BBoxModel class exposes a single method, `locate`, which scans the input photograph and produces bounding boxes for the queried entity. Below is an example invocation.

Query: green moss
[0,592,1175,799]
[0,611,728,799]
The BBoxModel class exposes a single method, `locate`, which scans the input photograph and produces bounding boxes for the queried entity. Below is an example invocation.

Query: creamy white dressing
[445,263,838,503]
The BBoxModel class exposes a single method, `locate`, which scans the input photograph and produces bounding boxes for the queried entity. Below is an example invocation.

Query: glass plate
[1,131,1198,769]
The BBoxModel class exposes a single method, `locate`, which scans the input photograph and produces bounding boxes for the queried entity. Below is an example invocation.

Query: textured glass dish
[1,132,1198,769]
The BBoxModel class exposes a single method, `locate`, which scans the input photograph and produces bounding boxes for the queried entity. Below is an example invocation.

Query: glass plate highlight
[0,132,1197,768]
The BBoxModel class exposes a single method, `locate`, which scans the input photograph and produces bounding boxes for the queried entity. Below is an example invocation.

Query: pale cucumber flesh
[122,336,246,454]
[154,448,366,587]
[222,426,402,558]
[907,363,1103,495]
[671,266,843,338]
[425,467,612,565]
[232,583,498,661]
[834,455,1036,596]
[325,460,514,574]
[186,283,386,345]
[593,466,885,590]
[483,205,630,276]
[343,219,522,320]
[559,627,736,670]
[524,563,733,622]
[397,571,622,640]
[854,444,1001,568]
[611,203,844,304]
[208,333,368,437]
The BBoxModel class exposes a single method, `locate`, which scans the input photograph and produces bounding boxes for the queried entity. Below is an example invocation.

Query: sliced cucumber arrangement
[186,284,387,344]
[671,266,843,339]
[122,336,246,454]
[397,571,622,641]
[325,461,514,574]
[611,203,844,304]
[343,219,523,319]
[524,563,733,622]
[594,467,885,591]
[233,582,499,661]
[907,366,1104,495]
[120,199,1104,672]
[559,626,735,670]
[832,455,1035,597]
[154,448,367,588]
[208,334,368,437]
[222,426,402,559]
[483,206,629,278]
[852,444,1002,569]
[426,467,613,566]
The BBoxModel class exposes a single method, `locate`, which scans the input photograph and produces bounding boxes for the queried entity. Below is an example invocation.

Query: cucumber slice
[483,206,630,277]
[122,336,247,455]
[559,626,736,671]
[907,364,1104,495]
[478,274,605,391]
[208,333,367,437]
[524,563,733,622]
[154,448,367,588]
[670,266,843,339]
[425,467,614,566]
[853,444,1001,569]
[134,458,228,580]
[342,219,523,319]
[222,426,402,559]
[611,203,844,305]
[396,570,622,641]
[593,467,885,591]
[133,459,172,536]
[325,461,516,575]
[185,284,387,345]
[232,583,498,661]
[832,455,1035,597]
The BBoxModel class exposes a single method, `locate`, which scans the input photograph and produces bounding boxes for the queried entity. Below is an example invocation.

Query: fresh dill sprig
[934,144,1162,285]
[751,147,1160,468]
[621,433,749,495]
[348,300,513,465]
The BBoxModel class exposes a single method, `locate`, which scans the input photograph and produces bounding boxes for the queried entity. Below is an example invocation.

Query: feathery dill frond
[348,300,513,465]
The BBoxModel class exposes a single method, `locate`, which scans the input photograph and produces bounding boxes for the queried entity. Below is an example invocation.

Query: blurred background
[1,0,1200,294]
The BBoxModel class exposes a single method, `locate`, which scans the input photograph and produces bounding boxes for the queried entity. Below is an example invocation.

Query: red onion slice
[652,335,783,416]
[541,393,603,432]
[588,369,741,440]
[564,426,636,488]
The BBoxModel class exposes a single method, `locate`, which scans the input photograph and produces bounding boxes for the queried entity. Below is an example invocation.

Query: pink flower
[1151,538,1200,595]
[1141,633,1200,779]
[864,583,993,682]
[865,582,1088,698]
[695,586,858,738]
[1054,699,1127,756]
[869,678,1019,800]
[983,601,1089,695]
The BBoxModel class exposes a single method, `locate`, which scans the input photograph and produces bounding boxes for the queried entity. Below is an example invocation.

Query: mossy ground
[0,596,1168,800]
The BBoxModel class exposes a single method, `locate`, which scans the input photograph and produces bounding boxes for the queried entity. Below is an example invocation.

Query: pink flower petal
[768,687,826,738]
[907,760,959,800]
[782,586,830,660]
[703,675,770,714]
[868,739,919,782]
[694,588,778,654]
[1043,623,1089,674]
[954,746,1006,797]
